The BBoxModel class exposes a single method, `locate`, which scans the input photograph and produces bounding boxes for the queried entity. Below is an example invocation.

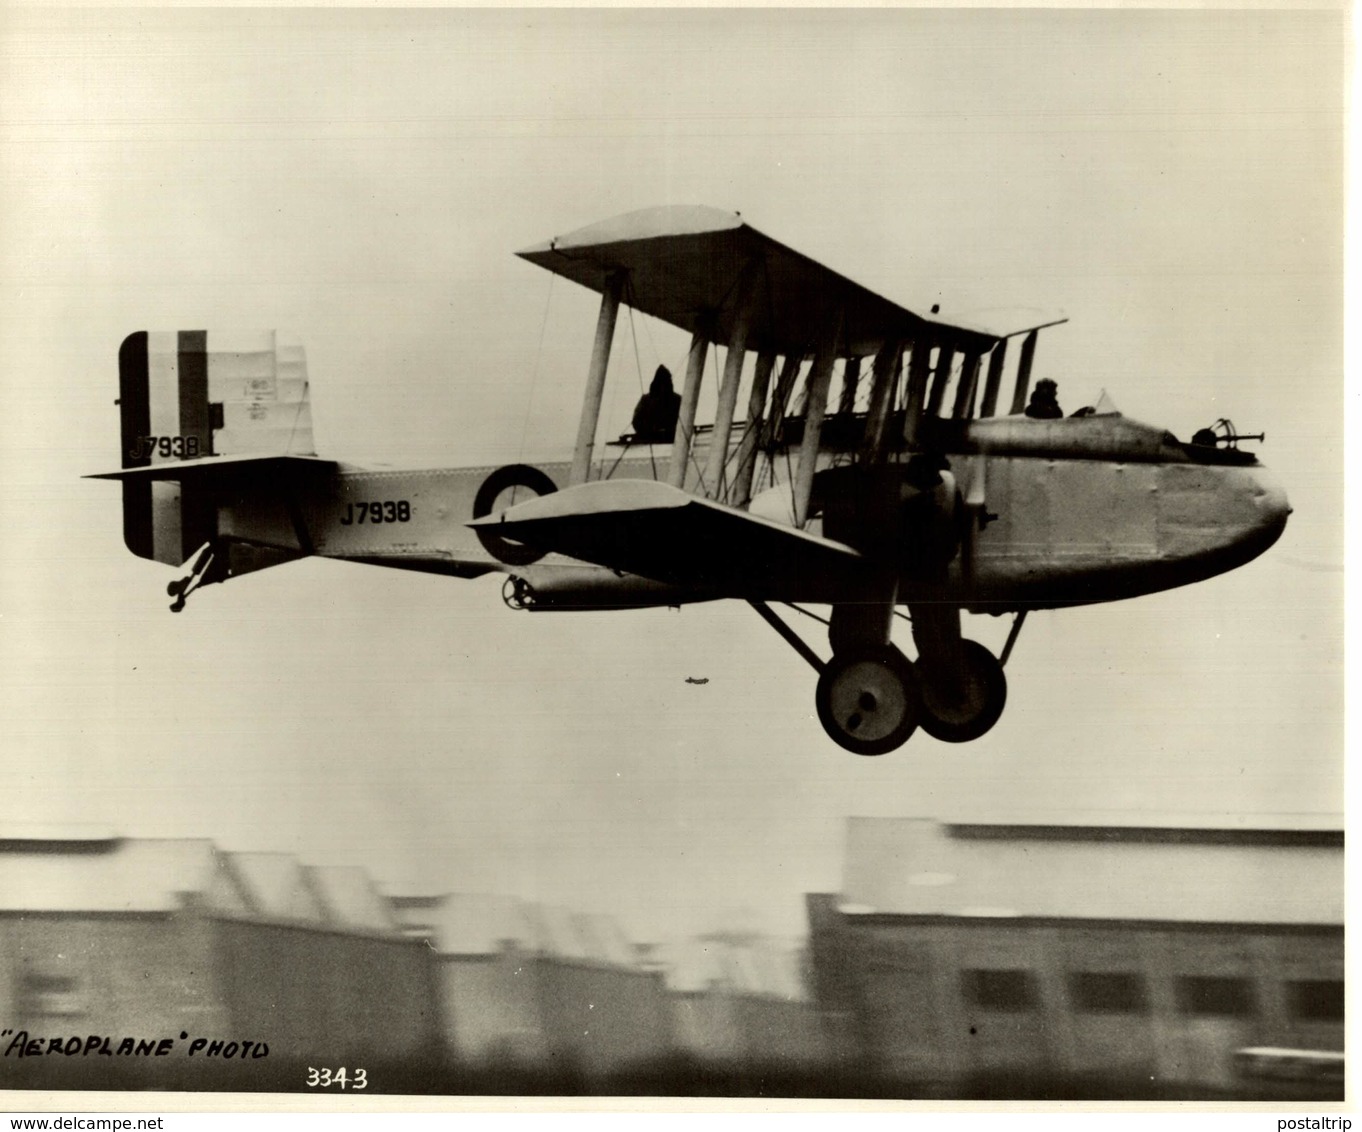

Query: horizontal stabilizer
[86,454,335,483]
[469,479,868,601]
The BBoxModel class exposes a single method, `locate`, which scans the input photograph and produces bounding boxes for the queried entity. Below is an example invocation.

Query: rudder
[117,330,315,565]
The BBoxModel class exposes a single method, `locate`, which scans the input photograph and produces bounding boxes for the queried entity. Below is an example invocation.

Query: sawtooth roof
[395,893,642,967]
[0,836,403,936]
[0,837,250,915]
[653,937,808,1000]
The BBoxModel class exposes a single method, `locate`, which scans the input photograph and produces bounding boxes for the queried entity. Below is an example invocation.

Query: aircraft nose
[1250,466,1292,535]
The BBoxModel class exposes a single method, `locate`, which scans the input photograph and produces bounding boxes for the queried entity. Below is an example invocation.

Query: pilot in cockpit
[1024,378,1063,419]
[631,365,682,442]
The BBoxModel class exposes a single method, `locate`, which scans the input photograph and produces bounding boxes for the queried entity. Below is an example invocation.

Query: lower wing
[468,479,868,602]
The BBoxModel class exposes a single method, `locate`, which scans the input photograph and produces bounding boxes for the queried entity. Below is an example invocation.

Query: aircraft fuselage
[216,412,1289,615]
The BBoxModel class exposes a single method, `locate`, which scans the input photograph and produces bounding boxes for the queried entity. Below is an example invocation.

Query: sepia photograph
[0,5,1345,1111]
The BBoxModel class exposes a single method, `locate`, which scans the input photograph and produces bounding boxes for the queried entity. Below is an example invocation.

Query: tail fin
[118,330,314,564]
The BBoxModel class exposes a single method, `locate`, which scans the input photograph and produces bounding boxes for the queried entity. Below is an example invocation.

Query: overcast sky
[0,8,1344,941]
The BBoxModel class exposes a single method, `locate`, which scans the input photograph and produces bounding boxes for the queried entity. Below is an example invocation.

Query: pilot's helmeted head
[651,365,673,394]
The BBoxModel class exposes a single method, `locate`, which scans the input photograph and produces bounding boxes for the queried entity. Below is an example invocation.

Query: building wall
[0,913,226,1039]
[438,952,547,1066]
[670,992,744,1062]
[210,916,440,1060]
[534,959,674,1078]
[1,910,824,1083]
[807,896,1343,1090]
[0,923,17,1025]
[729,996,829,1067]
[1047,924,1160,1080]
[669,991,828,1068]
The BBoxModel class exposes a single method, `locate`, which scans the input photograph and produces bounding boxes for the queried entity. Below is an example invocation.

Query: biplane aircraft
[90,206,1291,755]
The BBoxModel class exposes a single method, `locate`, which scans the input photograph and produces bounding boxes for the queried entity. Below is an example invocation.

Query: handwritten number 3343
[307,1066,367,1089]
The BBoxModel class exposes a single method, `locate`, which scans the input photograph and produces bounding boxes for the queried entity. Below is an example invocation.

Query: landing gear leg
[167,542,219,613]
[999,609,1028,668]
[748,599,923,756]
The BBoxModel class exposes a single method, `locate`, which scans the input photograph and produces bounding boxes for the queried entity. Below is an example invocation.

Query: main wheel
[815,647,921,756]
[472,464,558,566]
[919,639,1007,743]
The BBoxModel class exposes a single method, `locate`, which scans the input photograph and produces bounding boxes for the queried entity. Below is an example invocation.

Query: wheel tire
[919,639,1007,744]
[815,646,921,757]
[472,464,558,566]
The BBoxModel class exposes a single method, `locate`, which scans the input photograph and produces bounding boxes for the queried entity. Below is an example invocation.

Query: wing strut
[763,351,804,450]
[667,319,712,488]
[570,270,625,486]
[952,351,983,419]
[730,350,777,506]
[838,356,862,415]
[978,340,1008,418]
[859,339,902,465]
[792,308,844,527]
[1008,329,1039,415]
[924,344,955,418]
[748,601,825,675]
[702,259,761,497]
[901,337,932,449]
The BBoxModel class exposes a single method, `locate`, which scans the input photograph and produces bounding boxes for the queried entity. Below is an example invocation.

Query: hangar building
[807,814,1343,1092]
[643,934,828,1069]
[389,892,674,1078]
[0,830,440,1071]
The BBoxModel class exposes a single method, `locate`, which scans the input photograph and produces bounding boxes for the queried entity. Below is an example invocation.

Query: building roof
[395,893,641,966]
[0,836,403,937]
[573,913,639,968]
[0,823,122,842]
[0,837,250,915]
[655,937,808,1000]
[394,893,534,954]
[307,865,399,933]
[840,817,1343,926]
[229,852,329,924]
[931,808,1344,835]
[525,903,591,960]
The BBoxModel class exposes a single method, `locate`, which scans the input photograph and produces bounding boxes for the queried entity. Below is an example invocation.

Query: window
[1175,975,1256,1017]
[1286,980,1343,1022]
[962,968,1038,1012]
[1068,971,1149,1014]
[22,972,85,1017]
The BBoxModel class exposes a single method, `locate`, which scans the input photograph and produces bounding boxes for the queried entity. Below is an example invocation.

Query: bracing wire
[284,380,310,455]
[516,274,556,465]
[623,280,658,480]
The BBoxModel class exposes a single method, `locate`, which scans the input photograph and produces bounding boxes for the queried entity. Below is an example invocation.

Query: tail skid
[166,542,220,612]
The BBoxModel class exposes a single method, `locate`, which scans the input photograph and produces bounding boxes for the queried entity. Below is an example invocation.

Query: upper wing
[517,205,1064,357]
[468,478,869,602]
